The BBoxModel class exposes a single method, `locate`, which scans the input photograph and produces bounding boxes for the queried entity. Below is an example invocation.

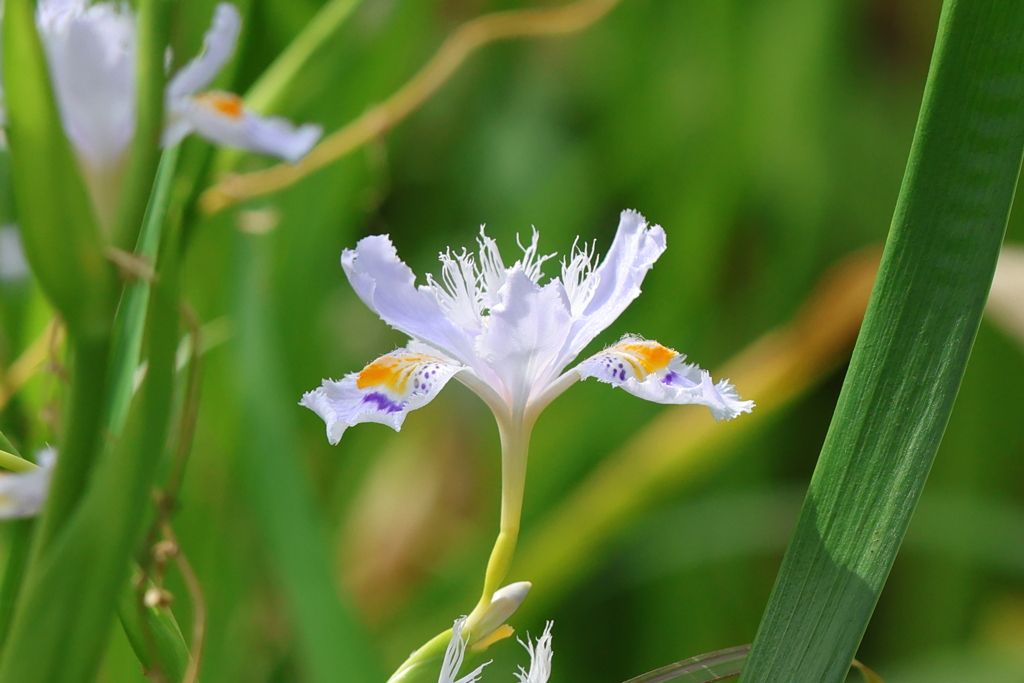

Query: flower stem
[470,412,534,619]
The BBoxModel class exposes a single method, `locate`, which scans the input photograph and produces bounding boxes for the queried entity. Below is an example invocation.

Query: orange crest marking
[613,341,677,376]
[356,354,440,393]
[195,91,245,119]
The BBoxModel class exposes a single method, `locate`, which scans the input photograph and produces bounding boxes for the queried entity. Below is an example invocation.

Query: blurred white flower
[989,244,1024,345]
[0,1,321,223]
[0,224,31,283]
[301,210,753,446]
[0,448,56,519]
[160,4,322,163]
[438,618,490,683]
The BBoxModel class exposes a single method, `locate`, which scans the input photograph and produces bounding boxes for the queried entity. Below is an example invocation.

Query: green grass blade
[116,583,190,683]
[0,166,183,683]
[244,0,363,115]
[107,145,181,436]
[739,1,1024,681]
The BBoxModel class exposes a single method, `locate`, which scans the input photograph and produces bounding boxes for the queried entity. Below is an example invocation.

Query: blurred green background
[3,0,1024,681]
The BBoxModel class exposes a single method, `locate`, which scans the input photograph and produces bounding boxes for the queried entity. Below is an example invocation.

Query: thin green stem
[473,414,533,611]
[386,411,536,683]
[107,145,180,437]
[245,0,362,114]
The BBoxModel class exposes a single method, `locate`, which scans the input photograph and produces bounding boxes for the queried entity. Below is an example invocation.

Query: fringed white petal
[515,621,554,683]
[473,267,572,407]
[36,0,136,167]
[163,91,322,162]
[0,448,56,519]
[439,618,490,683]
[576,336,754,421]
[165,3,240,101]
[342,235,480,366]
[300,350,462,445]
[559,210,666,363]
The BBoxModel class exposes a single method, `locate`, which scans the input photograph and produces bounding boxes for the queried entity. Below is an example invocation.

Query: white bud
[467,581,531,645]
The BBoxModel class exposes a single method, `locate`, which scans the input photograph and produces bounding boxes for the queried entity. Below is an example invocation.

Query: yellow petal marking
[195,91,245,120]
[614,341,677,378]
[356,354,442,394]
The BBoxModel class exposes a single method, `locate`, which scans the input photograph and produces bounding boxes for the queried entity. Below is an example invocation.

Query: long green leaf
[739,1,1024,681]
[0,162,182,683]
[107,145,181,436]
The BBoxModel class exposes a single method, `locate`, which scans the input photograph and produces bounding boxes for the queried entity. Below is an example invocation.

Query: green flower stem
[388,412,536,683]
[244,0,363,114]
[472,413,534,615]
[0,191,181,683]
[386,630,453,683]
[0,522,33,651]
[739,0,1024,680]
[107,145,181,436]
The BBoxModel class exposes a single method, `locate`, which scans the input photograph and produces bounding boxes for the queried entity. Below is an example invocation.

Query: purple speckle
[662,371,696,388]
[361,392,405,413]
[618,369,626,381]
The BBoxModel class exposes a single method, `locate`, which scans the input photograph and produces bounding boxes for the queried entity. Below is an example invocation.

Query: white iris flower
[302,210,751,444]
[302,209,752,636]
[1,1,321,223]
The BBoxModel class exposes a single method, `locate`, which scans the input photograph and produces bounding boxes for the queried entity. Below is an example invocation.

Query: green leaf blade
[739,1,1024,681]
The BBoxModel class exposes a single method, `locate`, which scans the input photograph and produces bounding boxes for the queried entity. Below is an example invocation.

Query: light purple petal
[165,3,240,101]
[163,92,322,162]
[557,210,666,367]
[474,267,572,407]
[37,0,136,167]
[342,235,479,366]
[575,336,753,421]
[300,350,462,445]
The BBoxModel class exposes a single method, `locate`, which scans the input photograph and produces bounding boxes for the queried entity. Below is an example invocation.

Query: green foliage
[0,0,116,339]
[740,0,1024,680]
[2,1,1024,682]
